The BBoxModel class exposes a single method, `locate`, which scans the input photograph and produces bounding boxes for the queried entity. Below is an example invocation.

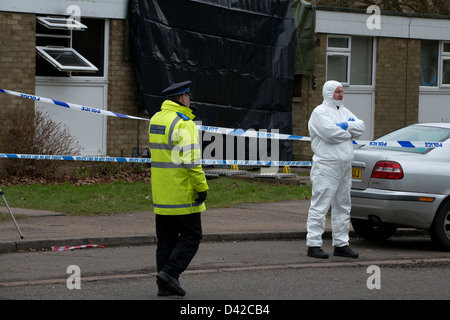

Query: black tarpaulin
[130,0,297,160]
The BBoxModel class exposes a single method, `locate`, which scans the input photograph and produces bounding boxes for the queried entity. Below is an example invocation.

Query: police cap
[161,81,192,97]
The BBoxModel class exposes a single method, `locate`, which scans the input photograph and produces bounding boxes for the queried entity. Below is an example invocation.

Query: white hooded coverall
[306,80,365,247]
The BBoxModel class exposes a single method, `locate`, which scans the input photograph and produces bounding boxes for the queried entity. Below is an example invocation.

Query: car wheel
[429,200,450,251]
[351,218,397,241]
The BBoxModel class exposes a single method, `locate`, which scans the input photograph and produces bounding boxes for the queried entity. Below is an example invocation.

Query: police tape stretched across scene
[0,153,313,167]
[0,88,446,149]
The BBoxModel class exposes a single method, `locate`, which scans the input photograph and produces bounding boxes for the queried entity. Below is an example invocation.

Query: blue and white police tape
[202,159,313,167]
[0,88,445,147]
[0,88,310,141]
[199,125,310,141]
[0,153,151,163]
[0,88,149,121]
[353,140,445,148]
[0,153,313,167]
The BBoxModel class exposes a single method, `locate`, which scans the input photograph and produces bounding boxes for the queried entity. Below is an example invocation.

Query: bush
[0,108,81,177]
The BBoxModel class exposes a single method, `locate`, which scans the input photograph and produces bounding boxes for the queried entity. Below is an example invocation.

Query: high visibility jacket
[149,99,209,215]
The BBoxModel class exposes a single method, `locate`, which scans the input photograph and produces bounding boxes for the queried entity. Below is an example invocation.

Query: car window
[366,125,450,153]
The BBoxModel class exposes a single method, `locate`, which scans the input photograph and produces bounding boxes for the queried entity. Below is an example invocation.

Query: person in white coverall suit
[306,80,365,259]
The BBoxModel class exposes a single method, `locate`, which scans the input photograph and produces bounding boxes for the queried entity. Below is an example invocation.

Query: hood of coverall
[322,80,343,107]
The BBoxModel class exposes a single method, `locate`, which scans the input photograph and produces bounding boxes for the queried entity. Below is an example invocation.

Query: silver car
[350,123,450,251]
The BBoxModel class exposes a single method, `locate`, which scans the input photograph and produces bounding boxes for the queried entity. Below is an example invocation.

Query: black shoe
[157,280,176,297]
[307,247,329,259]
[333,246,359,258]
[156,271,186,297]
[157,288,175,297]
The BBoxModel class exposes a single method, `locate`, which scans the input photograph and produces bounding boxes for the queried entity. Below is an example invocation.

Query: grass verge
[0,177,311,216]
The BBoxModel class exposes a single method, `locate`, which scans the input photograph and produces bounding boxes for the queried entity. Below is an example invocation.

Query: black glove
[195,191,207,203]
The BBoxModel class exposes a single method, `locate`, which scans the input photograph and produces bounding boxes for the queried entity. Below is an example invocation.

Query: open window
[36,46,98,72]
[36,16,103,75]
[36,16,88,31]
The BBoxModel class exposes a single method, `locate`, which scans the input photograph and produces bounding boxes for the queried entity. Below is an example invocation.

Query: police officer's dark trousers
[155,212,202,279]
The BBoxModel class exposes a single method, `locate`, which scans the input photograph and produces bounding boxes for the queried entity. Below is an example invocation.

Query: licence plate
[352,168,362,180]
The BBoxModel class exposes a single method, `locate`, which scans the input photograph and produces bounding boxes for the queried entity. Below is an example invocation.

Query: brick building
[0,0,148,165]
[0,2,449,168]
[293,7,450,160]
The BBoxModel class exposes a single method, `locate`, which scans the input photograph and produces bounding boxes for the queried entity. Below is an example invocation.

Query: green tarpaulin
[291,0,316,75]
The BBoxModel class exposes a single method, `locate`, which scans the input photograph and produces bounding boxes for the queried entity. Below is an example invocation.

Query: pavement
[0,172,424,253]
[0,198,318,253]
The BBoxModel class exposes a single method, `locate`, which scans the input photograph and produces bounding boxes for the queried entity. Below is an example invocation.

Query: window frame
[326,35,375,87]
[35,15,104,75]
[420,40,439,87]
[36,16,88,31]
[36,46,99,72]
[420,40,450,89]
[441,41,450,87]
[326,35,352,86]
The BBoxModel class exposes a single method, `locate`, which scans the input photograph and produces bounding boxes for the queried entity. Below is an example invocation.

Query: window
[71,19,105,77]
[420,40,439,86]
[36,17,104,77]
[36,46,98,72]
[327,36,350,84]
[443,60,450,85]
[351,37,373,85]
[370,125,450,154]
[37,16,87,31]
[442,42,450,85]
[328,37,349,49]
[420,40,450,87]
[326,35,373,86]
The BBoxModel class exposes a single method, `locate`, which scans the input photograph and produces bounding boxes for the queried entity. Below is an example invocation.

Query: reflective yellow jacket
[149,99,208,215]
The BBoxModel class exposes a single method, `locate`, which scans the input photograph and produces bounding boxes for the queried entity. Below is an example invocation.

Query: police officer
[149,80,209,297]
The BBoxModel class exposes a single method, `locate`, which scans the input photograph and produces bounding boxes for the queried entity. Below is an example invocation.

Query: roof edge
[317,5,450,21]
